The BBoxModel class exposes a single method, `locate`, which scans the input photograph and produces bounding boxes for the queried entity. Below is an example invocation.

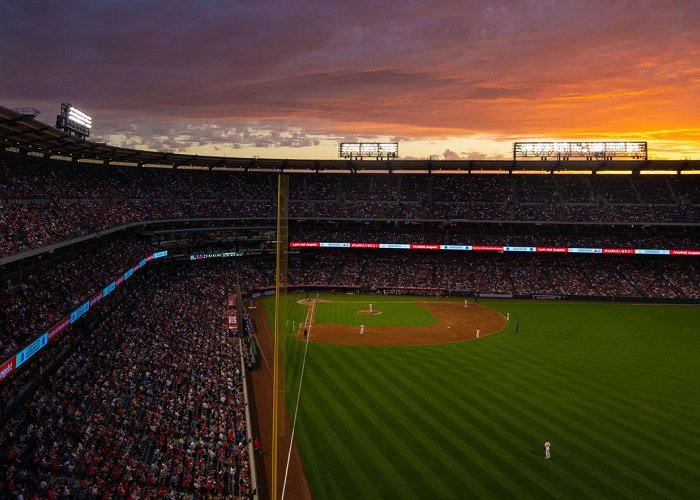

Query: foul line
[281,315,311,499]
[304,298,317,333]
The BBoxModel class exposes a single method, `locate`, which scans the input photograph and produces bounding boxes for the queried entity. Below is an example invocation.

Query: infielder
[544,441,551,459]
[464,299,468,308]
[476,329,480,339]
[360,324,365,335]
[507,312,510,321]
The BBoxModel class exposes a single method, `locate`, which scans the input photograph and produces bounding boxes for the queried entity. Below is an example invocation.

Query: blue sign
[635,249,670,255]
[153,250,168,259]
[568,248,601,254]
[380,243,410,249]
[504,246,536,253]
[70,301,90,323]
[16,333,48,367]
[103,281,116,297]
[124,269,134,280]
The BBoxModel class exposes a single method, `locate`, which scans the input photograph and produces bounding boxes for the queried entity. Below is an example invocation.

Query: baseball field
[259,294,700,499]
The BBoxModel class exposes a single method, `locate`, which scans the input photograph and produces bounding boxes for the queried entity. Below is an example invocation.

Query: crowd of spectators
[1,239,156,360]
[0,265,254,499]
[2,155,700,257]
[284,251,700,298]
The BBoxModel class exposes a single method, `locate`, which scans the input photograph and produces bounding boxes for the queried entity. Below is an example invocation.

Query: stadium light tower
[339,142,398,160]
[513,141,647,161]
[55,103,92,139]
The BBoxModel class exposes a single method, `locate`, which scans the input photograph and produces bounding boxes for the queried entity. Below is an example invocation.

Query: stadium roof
[2,105,699,173]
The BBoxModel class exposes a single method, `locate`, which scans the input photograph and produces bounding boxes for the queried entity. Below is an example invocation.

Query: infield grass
[313,299,438,327]
[263,295,700,499]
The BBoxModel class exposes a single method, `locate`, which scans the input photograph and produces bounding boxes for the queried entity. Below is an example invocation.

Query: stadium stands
[0,265,253,499]
[2,155,700,258]
[2,149,700,499]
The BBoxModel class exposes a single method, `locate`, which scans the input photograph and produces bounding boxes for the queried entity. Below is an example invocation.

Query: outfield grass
[263,295,700,499]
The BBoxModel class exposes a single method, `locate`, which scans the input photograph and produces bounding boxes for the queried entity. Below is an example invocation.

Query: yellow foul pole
[272,174,289,499]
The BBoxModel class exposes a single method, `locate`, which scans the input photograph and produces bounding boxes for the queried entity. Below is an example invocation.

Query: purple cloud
[1,0,699,157]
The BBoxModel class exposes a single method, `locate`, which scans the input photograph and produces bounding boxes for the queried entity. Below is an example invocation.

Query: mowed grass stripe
[303,350,430,498]
[447,340,700,493]
[450,363,686,496]
[297,388,375,499]
[396,334,696,494]
[485,330,700,471]
[299,360,396,499]
[330,346,528,498]
[349,350,562,499]
[477,337,700,454]
[264,296,700,498]
[323,347,519,498]
[348,346,556,496]
[319,349,465,498]
[436,346,700,494]
[418,356,620,498]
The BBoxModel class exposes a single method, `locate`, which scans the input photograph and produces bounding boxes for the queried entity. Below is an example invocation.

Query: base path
[296,300,507,346]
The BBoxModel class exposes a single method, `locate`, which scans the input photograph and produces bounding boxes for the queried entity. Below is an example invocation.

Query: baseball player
[544,441,551,459]
[292,320,296,331]
[476,329,480,339]
[360,324,365,335]
[464,299,468,308]
[369,303,373,313]
[506,312,510,321]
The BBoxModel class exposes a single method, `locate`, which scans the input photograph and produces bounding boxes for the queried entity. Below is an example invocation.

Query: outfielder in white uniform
[476,329,480,339]
[544,441,551,459]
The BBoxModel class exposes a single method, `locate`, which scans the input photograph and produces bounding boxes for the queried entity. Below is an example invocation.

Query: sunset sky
[1,0,699,160]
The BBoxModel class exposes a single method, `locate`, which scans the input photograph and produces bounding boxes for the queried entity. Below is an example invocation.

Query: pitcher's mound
[357,309,382,316]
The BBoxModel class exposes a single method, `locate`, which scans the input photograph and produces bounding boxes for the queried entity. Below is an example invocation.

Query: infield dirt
[297,300,507,346]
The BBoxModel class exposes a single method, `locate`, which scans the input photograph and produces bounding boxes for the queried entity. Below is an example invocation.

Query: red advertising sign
[670,249,700,256]
[290,242,320,248]
[0,358,15,382]
[536,247,568,253]
[409,244,440,250]
[350,242,380,249]
[602,248,635,255]
[471,245,504,252]
[47,316,71,341]
[89,291,103,307]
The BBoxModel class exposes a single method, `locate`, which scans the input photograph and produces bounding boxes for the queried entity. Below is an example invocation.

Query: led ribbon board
[290,241,699,255]
[0,250,168,384]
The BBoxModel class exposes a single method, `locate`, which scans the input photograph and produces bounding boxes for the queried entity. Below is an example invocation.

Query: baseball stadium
[1,103,699,499]
[3,2,700,498]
